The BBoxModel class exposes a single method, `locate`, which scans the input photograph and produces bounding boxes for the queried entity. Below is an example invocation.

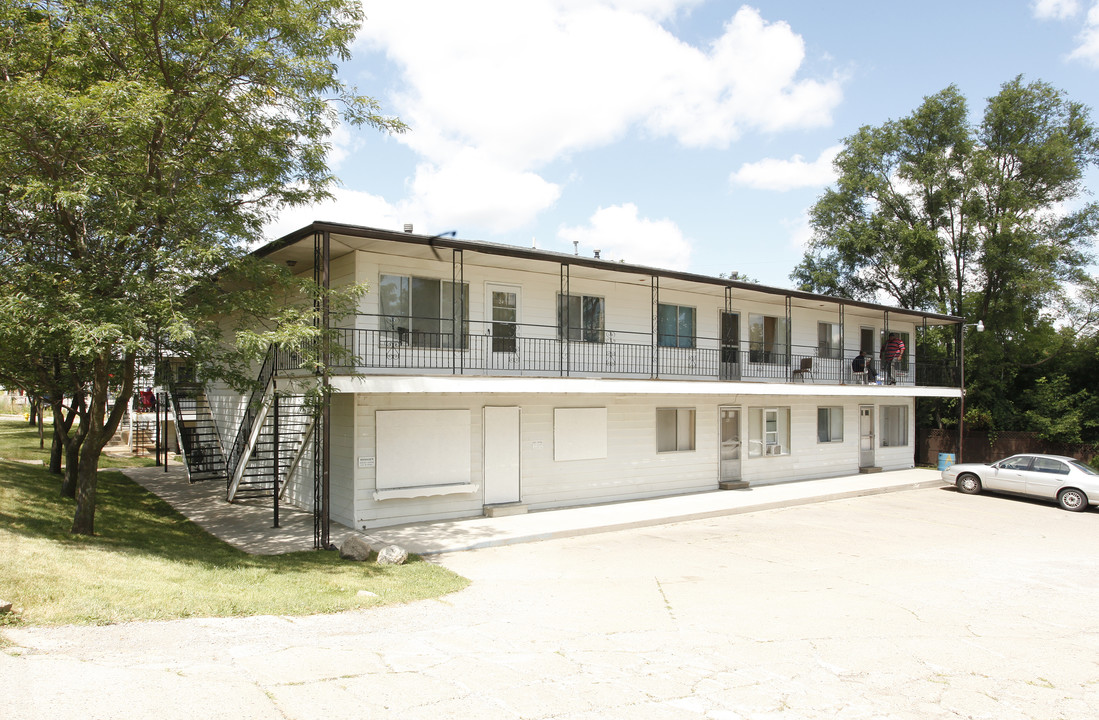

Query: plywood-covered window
[656,407,695,452]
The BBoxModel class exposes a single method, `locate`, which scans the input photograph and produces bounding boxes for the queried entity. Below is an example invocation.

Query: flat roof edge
[256,221,964,325]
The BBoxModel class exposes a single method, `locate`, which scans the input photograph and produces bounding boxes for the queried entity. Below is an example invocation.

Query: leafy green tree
[794,78,1099,433]
[0,0,401,534]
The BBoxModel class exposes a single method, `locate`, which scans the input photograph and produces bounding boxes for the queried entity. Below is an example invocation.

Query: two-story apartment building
[190,222,962,547]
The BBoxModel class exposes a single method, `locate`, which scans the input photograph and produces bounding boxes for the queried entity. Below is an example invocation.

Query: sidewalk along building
[179,222,963,548]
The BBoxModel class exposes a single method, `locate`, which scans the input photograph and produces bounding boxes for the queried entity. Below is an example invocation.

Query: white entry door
[859,405,875,468]
[719,406,741,481]
[483,406,521,505]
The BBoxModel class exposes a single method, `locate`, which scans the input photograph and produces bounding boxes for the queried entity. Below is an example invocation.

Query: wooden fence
[917,428,1097,466]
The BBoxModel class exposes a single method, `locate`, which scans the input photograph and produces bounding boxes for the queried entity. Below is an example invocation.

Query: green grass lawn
[0,420,469,627]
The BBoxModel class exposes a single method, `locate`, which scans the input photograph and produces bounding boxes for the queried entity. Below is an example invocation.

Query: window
[880,405,908,447]
[998,455,1032,470]
[880,330,911,369]
[554,408,608,461]
[749,314,787,364]
[818,322,841,359]
[1031,457,1069,475]
[379,274,469,348]
[557,294,605,343]
[656,408,695,452]
[748,407,790,456]
[657,304,696,348]
[817,407,843,443]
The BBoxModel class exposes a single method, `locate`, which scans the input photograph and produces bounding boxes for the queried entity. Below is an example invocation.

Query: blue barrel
[937,453,955,470]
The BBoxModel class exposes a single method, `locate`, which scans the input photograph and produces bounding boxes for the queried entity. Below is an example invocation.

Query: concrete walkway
[122,463,946,556]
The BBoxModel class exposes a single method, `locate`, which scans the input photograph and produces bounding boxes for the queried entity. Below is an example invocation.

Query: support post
[651,276,660,379]
[560,264,570,377]
[321,229,331,549]
[785,296,792,382]
[958,322,965,464]
[272,382,280,529]
[838,304,845,385]
[161,391,168,472]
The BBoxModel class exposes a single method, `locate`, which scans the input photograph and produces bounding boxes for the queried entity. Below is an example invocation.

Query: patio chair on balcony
[792,357,813,382]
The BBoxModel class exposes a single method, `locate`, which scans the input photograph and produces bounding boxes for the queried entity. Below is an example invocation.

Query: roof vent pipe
[573,241,579,256]
[403,223,413,233]
[594,249,601,259]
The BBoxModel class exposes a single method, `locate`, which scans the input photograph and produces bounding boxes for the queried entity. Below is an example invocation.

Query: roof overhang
[256,221,964,327]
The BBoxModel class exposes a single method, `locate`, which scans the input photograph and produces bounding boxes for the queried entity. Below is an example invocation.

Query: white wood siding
[348,250,919,374]
[345,391,916,530]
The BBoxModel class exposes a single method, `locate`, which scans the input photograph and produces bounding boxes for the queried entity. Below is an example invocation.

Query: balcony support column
[560,263,570,377]
[839,303,845,384]
[785,296,792,382]
[452,249,464,375]
[958,322,966,463]
[651,276,660,379]
[312,229,331,550]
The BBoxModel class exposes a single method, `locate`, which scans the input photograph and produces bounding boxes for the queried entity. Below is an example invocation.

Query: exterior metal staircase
[169,385,227,482]
[159,343,325,546]
[231,392,313,501]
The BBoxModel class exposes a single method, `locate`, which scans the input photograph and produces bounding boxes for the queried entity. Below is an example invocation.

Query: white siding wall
[352,250,918,373]
[345,392,916,530]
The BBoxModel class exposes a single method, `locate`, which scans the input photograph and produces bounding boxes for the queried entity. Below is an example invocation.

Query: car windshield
[1068,460,1098,476]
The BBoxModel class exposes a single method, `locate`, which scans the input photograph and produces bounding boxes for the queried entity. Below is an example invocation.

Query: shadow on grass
[0,458,424,575]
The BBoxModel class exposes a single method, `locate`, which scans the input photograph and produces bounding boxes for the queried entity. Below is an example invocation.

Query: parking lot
[4,485,1098,719]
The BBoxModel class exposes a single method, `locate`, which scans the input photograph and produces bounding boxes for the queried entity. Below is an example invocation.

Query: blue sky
[265,0,1099,289]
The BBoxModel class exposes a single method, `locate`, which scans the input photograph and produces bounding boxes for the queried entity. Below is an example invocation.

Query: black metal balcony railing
[274,319,960,389]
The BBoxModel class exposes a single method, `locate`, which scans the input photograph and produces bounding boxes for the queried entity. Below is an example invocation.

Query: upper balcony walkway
[277,320,960,390]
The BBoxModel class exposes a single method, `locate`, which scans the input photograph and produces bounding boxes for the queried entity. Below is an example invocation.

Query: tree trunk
[62,442,80,499]
[71,350,135,536]
[54,393,86,498]
[50,430,63,474]
[71,443,100,535]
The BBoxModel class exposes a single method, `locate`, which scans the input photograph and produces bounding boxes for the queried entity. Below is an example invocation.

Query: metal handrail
[270,321,958,388]
[225,345,277,488]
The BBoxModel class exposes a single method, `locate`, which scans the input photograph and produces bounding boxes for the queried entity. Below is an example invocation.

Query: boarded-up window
[554,408,608,461]
[656,407,695,452]
[376,410,471,489]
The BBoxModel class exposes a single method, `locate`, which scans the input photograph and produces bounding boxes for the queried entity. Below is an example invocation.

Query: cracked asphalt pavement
[3,486,1098,719]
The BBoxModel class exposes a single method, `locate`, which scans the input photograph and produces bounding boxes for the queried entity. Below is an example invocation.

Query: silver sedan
[942,453,1099,511]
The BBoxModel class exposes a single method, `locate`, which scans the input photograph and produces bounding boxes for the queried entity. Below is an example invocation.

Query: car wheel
[1057,488,1088,512]
[957,473,982,495]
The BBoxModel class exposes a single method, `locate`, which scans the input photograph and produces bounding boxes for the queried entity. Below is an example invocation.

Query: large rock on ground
[339,534,374,562]
[376,545,408,565]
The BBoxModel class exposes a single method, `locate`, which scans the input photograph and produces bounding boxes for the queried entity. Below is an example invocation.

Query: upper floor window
[558,294,605,343]
[749,314,787,364]
[657,304,696,348]
[818,322,841,359]
[379,274,469,348]
[880,330,910,369]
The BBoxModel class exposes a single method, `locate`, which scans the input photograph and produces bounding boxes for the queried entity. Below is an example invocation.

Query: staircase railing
[168,385,227,481]
[225,345,278,490]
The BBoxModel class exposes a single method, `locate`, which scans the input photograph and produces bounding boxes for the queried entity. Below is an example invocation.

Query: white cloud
[261,188,405,242]
[1032,0,1099,66]
[408,151,562,234]
[1032,0,1081,20]
[557,203,692,269]
[356,1,842,232]
[781,210,814,253]
[730,145,841,191]
[1068,2,1099,65]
